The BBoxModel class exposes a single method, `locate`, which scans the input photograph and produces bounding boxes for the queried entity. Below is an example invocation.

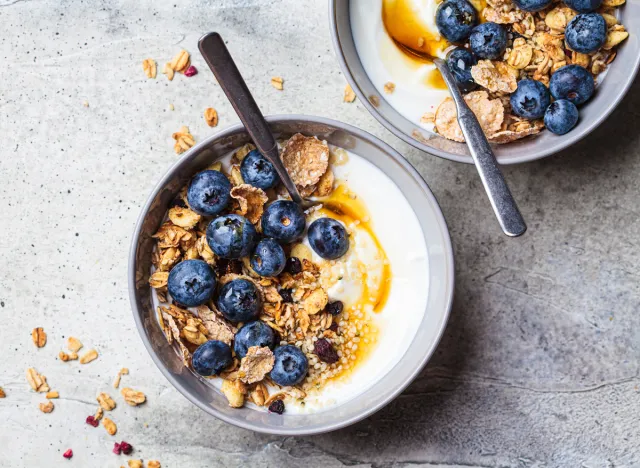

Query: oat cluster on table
[149,134,378,411]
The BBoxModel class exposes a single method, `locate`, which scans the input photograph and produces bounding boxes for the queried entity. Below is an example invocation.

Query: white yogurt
[151,146,430,414]
[350,0,451,131]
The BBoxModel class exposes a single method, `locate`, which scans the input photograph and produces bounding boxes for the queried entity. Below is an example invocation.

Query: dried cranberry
[215,258,243,277]
[85,415,99,427]
[184,65,198,77]
[314,338,339,364]
[279,288,293,303]
[63,449,73,459]
[324,300,344,316]
[329,322,338,332]
[268,399,285,414]
[112,442,122,455]
[119,441,133,455]
[285,257,302,274]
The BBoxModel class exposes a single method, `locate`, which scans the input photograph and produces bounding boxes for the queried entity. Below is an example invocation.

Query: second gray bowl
[330,1,640,164]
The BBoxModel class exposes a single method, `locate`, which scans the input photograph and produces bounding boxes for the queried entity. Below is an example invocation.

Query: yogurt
[152,145,429,414]
[351,0,451,131]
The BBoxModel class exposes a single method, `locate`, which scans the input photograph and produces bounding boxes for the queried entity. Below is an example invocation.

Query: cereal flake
[239,346,275,384]
[281,134,330,187]
[230,184,268,224]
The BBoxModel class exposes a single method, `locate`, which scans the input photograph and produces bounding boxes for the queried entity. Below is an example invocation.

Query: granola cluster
[433,0,628,143]
[149,135,380,410]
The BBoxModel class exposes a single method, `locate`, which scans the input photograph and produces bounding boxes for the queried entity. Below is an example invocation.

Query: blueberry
[446,48,478,92]
[261,200,306,244]
[216,278,262,323]
[510,79,551,120]
[564,0,602,12]
[240,150,279,190]
[549,64,595,106]
[187,170,231,216]
[268,399,285,414]
[565,13,607,54]
[206,214,258,259]
[512,0,552,11]
[250,238,286,277]
[270,345,308,386]
[469,22,507,60]
[435,0,478,43]
[324,301,344,316]
[167,259,216,307]
[308,218,349,260]
[192,340,232,376]
[544,100,579,135]
[233,321,276,359]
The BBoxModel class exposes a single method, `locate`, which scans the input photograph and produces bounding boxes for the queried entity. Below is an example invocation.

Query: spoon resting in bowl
[198,32,312,208]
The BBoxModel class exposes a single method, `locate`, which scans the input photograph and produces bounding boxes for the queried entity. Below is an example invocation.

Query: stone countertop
[1,0,639,467]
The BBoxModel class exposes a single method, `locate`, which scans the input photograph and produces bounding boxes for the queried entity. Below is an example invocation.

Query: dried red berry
[268,399,285,414]
[324,300,344,316]
[285,257,302,274]
[113,442,122,455]
[314,338,339,364]
[85,415,99,427]
[184,65,198,77]
[329,321,338,332]
[119,441,133,455]
[63,449,73,459]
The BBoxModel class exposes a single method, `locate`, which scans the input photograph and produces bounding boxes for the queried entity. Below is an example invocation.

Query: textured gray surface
[0,0,639,467]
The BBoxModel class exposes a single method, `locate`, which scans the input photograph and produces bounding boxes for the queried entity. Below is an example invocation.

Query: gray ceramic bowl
[330,1,640,164]
[128,115,455,435]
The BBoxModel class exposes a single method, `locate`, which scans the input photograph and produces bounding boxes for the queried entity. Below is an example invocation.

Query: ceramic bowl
[128,115,455,435]
[329,1,640,164]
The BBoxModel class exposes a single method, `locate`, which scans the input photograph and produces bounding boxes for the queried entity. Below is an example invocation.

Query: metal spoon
[432,58,526,237]
[198,32,308,207]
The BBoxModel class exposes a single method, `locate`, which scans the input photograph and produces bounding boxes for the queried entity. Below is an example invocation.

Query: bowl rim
[328,0,640,165]
[128,114,456,435]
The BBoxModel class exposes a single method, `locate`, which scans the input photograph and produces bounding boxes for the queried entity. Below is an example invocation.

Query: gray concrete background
[1,0,639,467]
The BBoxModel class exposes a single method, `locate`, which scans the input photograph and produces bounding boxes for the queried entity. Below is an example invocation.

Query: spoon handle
[434,59,527,238]
[198,32,304,205]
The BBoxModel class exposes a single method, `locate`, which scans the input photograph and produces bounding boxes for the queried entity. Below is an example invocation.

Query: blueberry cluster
[436,0,608,137]
[164,149,351,391]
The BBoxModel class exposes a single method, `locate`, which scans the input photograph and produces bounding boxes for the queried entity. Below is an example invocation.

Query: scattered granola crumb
[268,399,285,414]
[368,95,380,107]
[163,62,175,81]
[62,449,73,459]
[0,387,5,398]
[142,59,157,79]
[148,461,161,468]
[383,82,396,94]
[204,107,219,127]
[169,50,191,73]
[79,349,99,364]
[128,460,143,468]
[184,65,198,77]
[26,368,50,393]
[67,337,83,353]
[102,417,117,436]
[86,415,99,427]
[39,401,54,413]
[113,368,129,389]
[271,76,284,90]
[343,84,356,103]
[121,387,146,406]
[172,126,195,154]
[82,100,89,108]
[168,103,174,111]
[97,392,116,411]
[95,407,104,421]
[46,391,59,399]
[32,327,47,348]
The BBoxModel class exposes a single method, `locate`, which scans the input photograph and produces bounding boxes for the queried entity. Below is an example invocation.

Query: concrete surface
[1,0,639,467]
